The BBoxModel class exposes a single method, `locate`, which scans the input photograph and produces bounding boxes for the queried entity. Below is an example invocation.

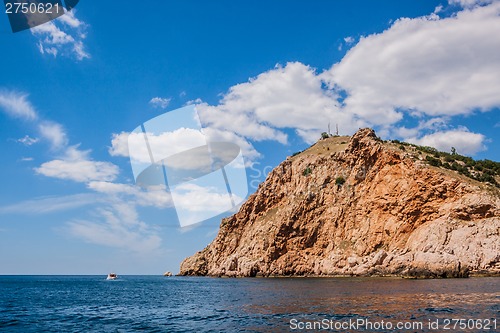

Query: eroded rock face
[180,128,500,278]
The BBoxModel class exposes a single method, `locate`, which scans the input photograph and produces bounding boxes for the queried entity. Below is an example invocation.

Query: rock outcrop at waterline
[180,129,500,278]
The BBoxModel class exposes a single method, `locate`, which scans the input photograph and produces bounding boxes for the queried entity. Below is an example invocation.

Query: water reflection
[228,277,499,332]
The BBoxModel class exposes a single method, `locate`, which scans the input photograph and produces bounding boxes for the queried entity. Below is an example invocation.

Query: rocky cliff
[180,129,500,278]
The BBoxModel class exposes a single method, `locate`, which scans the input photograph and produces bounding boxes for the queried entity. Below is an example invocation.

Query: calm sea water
[0,276,498,332]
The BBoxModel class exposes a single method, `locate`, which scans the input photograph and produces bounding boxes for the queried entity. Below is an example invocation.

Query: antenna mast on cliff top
[336,123,339,136]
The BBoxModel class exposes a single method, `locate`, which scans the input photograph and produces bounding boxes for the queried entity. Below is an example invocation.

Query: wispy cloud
[66,202,162,253]
[0,187,169,254]
[57,9,85,28]
[32,10,90,61]
[344,36,355,44]
[87,181,172,209]
[0,91,38,120]
[0,89,121,184]
[0,193,101,215]
[449,0,495,8]
[17,135,39,146]
[62,180,173,252]
[1,90,170,253]
[149,97,172,109]
[38,121,68,149]
[0,89,68,149]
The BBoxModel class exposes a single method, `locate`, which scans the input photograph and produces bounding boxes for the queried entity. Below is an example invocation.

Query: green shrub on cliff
[385,139,499,188]
[335,176,346,186]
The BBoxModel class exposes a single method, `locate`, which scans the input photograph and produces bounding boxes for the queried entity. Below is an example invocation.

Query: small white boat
[106,273,118,280]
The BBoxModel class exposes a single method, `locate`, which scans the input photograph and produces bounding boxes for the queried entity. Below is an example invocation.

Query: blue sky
[0,0,499,274]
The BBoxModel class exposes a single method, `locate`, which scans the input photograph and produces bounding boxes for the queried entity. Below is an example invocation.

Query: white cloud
[194,62,366,156]
[202,127,261,162]
[170,182,244,227]
[87,181,172,209]
[110,122,261,167]
[20,157,34,162]
[407,129,486,155]
[87,181,138,195]
[344,36,355,44]
[17,135,39,146]
[197,62,351,145]
[58,10,84,29]
[0,91,38,120]
[392,117,450,140]
[159,3,500,158]
[35,146,119,183]
[186,98,202,105]
[38,121,68,149]
[172,183,242,214]
[31,10,90,61]
[72,40,90,61]
[109,128,206,163]
[36,159,118,183]
[37,42,58,57]
[108,132,130,157]
[449,0,496,8]
[0,193,100,215]
[149,97,172,109]
[142,128,206,163]
[32,21,73,44]
[67,202,162,253]
[324,2,500,124]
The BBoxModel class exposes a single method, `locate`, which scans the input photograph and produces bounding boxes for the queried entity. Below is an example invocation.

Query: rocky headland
[180,128,500,278]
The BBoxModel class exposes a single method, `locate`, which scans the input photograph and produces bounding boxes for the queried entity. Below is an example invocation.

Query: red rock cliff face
[180,128,500,277]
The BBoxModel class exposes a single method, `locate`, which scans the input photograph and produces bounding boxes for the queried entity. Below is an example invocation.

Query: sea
[0,276,498,332]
